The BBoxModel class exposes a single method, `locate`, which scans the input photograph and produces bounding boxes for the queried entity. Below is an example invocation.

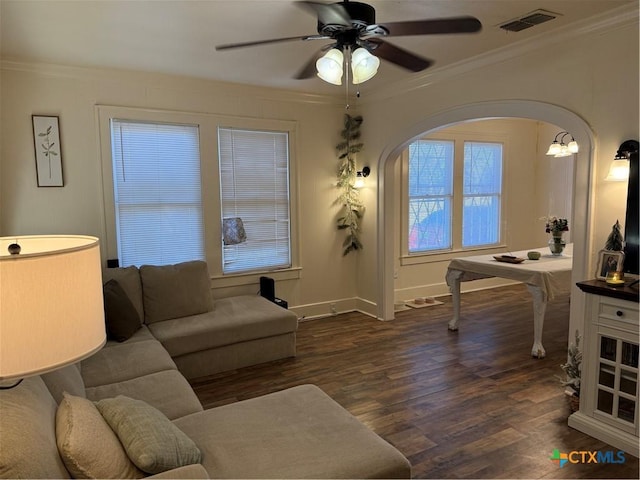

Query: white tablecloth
[446,244,573,301]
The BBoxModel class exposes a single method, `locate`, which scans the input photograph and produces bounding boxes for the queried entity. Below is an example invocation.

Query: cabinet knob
[616,310,624,317]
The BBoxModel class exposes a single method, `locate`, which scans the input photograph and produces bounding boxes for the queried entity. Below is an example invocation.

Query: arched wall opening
[376,100,595,342]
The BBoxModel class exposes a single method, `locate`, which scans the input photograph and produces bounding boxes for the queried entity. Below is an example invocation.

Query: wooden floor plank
[191,285,639,479]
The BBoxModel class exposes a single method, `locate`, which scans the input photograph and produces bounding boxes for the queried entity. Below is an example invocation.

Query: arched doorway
[376,100,594,340]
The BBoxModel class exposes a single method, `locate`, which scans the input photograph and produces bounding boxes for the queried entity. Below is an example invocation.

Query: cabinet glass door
[596,335,638,428]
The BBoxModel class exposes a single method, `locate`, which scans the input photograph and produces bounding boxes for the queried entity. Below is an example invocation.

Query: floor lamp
[0,235,106,387]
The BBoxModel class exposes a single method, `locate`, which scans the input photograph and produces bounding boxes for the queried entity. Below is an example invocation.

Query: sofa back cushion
[0,376,71,478]
[140,261,213,324]
[41,363,86,404]
[103,279,143,342]
[102,266,145,321]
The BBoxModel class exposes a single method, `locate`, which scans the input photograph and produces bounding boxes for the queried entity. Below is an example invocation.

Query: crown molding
[0,58,344,107]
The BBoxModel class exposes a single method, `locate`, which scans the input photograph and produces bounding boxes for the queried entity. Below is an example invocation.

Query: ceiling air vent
[499,9,559,32]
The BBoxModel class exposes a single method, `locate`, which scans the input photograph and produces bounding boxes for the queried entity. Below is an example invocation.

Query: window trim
[401,131,508,264]
[96,105,300,286]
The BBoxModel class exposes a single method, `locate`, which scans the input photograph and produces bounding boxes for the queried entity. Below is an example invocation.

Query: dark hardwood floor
[191,285,639,479]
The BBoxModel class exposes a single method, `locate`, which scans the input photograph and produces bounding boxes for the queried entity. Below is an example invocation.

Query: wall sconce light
[354,166,370,188]
[606,140,639,181]
[546,131,579,157]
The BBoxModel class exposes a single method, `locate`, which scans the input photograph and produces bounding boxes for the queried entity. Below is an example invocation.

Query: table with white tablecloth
[445,245,573,358]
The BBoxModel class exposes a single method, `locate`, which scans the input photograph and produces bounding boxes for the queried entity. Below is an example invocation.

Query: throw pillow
[103,279,141,342]
[95,395,202,474]
[56,392,144,479]
[139,260,213,324]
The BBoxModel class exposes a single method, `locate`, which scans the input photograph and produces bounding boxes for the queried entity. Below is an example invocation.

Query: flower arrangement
[542,216,569,236]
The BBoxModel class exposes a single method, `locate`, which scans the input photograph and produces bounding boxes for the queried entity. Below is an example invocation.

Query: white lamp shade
[316,48,344,85]
[546,142,561,156]
[605,159,630,181]
[567,140,579,153]
[0,235,106,382]
[555,145,572,157]
[351,47,380,84]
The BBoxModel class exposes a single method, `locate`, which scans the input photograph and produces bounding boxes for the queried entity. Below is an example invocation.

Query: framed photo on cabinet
[32,115,64,187]
[595,249,625,280]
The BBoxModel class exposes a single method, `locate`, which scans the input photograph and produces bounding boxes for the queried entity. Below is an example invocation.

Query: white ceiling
[0,0,635,95]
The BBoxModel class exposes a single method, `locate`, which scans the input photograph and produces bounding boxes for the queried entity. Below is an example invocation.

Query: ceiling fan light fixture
[351,47,380,84]
[316,48,344,85]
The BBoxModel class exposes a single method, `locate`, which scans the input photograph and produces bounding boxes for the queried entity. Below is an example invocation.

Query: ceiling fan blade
[294,45,336,79]
[367,39,433,72]
[296,1,351,27]
[376,16,482,37]
[216,34,326,51]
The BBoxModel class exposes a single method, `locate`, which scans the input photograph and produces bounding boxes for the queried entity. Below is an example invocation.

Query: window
[218,127,291,274]
[407,138,503,254]
[110,120,204,267]
[408,140,454,252]
[463,142,503,247]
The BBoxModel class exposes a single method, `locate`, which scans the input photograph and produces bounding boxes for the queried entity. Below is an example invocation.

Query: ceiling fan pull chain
[345,46,351,110]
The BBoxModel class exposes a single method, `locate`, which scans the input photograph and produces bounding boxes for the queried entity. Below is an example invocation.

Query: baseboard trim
[568,411,639,458]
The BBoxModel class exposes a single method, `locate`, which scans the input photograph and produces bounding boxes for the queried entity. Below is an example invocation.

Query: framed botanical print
[32,115,64,187]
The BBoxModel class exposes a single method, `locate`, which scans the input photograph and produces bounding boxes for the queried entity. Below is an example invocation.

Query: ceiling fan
[215,0,482,84]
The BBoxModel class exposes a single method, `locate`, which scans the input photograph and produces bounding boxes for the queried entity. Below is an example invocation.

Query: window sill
[211,267,302,289]
[401,244,508,266]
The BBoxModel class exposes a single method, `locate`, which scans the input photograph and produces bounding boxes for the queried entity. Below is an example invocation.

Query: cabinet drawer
[598,298,639,329]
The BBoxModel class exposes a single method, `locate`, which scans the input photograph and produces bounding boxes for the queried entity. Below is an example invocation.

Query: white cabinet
[569,281,639,457]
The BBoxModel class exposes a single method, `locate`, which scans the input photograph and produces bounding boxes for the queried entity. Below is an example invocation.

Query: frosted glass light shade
[0,235,106,382]
[555,145,572,157]
[567,140,579,153]
[546,142,561,156]
[605,159,630,181]
[351,47,380,84]
[316,48,344,85]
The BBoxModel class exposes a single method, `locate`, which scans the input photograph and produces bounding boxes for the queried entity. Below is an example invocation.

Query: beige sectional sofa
[102,260,299,379]
[0,260,411,478]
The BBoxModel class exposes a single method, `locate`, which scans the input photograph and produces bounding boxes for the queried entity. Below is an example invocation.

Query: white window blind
[110,119,204,267]
[218,127,291,274]
[462,142,503,247]
[407,140,454,252]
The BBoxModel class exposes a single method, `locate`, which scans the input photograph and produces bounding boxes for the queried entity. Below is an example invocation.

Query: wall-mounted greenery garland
[335,114,365,256]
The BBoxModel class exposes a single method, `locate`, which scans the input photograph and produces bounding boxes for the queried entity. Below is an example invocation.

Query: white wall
[1,8,637,332]
[0,64,358,318]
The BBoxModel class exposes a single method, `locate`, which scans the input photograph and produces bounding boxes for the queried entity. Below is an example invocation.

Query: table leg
[526,284,548,359]
[446,269,463,331]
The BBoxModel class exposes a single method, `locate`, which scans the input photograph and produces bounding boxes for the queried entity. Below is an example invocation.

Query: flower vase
[549,234,566,256]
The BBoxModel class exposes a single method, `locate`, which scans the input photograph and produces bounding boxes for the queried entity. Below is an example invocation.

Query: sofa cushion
[41,363,86,404]
[81,339,177,388]
[85,369,203,420]
[140,261,213,324]
[104,324,157,346]
[96,396,202,475]
[146,464,210,479]
[173,384,411,479]
[0,376,71,478]
[103,266,145,321]
[103,279,142,342]
[56,392,144,479]
[148,295,298,358]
